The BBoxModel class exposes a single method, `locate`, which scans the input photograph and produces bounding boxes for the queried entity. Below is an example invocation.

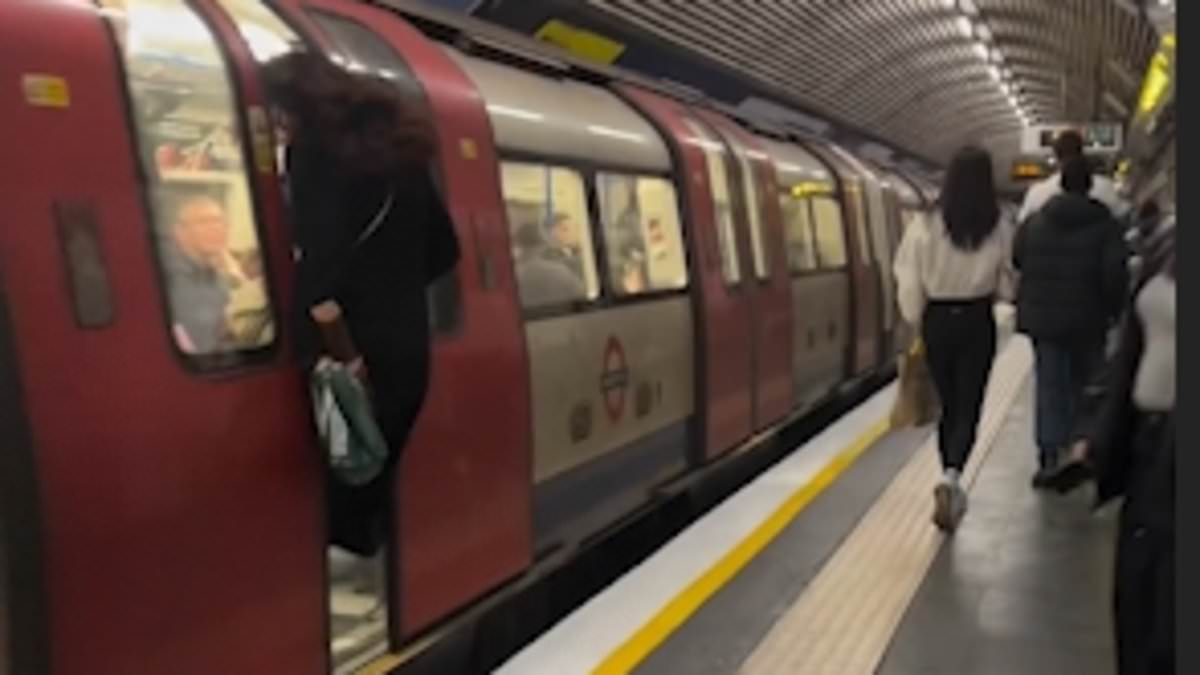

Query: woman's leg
[1033,340,1072,478]
[949,308,997,471]
[921,306,959,471]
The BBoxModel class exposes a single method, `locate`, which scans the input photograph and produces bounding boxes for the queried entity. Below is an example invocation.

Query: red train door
[0,2,325,674]
[697,110,794,429]
[618,86,754,459]
[270,0,533,641]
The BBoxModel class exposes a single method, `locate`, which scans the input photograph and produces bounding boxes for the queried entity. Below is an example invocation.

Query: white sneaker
[933,481,968,532]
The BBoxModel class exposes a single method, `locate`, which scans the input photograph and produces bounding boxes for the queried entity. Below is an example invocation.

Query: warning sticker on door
[22,74,70,109]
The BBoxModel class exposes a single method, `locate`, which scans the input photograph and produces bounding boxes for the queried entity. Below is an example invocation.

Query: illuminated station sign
[1020,122,1123,156]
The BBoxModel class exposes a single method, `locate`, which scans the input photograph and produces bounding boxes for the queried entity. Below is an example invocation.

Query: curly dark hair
[260,50,435,175]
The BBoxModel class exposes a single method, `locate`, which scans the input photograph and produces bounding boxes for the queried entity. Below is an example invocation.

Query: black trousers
[922,298,996,471]
[325,326,430,557]
[1114,414,1175,675]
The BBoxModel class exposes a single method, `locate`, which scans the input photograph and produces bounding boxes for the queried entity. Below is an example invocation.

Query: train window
[810,197,849,269]
[682,119,741,285]
[308,11,426,104]
[843,186,873,266]
[596,173,689,296]
[99,0,277,366]
[725,136,770,279]
[780,196,818,273]
[500,163,599,311]
[305,11,461,334]
[215,0,300,63]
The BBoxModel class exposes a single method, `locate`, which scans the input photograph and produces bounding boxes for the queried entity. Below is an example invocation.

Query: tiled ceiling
[586,0,1161,172]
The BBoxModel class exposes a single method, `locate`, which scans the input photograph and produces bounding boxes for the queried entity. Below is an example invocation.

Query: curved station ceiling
[585,0,1163,176]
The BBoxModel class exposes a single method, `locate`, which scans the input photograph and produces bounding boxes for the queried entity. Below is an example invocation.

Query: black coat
[1013,193,1128,343]
[1081,229,1174,533]
[287,138,460,556]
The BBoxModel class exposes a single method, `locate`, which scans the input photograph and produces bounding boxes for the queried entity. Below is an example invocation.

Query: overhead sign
[1136,32,1175,118]
[1020,123,1123,156]
[534,19,626,65]
[1010,160,1048,181]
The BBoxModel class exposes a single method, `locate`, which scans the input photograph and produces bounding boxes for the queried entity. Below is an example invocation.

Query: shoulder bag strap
[355,192,394,249]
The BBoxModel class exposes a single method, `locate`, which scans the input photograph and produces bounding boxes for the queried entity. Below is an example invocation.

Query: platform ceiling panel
[587,0,1160,172]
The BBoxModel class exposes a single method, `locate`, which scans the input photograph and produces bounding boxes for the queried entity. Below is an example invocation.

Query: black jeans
[1033,338,1106,467]
[922,298,996,471]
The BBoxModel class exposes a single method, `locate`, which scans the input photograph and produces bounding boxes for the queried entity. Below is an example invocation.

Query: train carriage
[0,1,932,673]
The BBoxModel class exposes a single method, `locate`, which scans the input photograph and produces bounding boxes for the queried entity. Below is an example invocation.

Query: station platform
[495,313,1120,675]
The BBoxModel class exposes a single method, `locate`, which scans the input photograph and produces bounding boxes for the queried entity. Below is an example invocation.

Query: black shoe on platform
[1047,460,1094,494]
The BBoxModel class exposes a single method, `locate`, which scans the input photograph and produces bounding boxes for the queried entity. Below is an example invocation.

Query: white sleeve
[995,223,1018,303]
[892,218,927,326]
[1016,181,1041,224]
[1095,179,1128,219]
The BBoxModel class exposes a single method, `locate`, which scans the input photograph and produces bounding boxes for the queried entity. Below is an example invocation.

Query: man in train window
[158,189,234,354]
[512,222,584,309]
[545,211,585,281]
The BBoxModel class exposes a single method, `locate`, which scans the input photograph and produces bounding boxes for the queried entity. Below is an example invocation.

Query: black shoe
[1047,460,1094,494]
[1031,466,1056,489]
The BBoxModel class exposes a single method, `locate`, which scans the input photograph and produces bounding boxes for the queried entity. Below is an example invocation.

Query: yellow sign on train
[22,73,70,108]
[534,19,626,65]
[791,181,833,198]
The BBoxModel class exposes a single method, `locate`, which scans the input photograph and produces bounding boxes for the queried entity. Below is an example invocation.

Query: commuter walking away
[262,51,461,556]
[1052,222,1175,675]
[894,146,1013,532]
[1013,157,1128,488]
[1017,129,1124,224]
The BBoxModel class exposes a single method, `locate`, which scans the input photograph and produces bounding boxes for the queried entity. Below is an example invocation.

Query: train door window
[843,185,873,266]
[499,163,599,311]
[98,0,277,367]
[307,11,426,104]
[305,10,461,334]
[780,195,818,273]
[595,173,689,296]
[723,133,770,279]
[681,119,741,285]
[810,197,849,269]
[215,0,300,63]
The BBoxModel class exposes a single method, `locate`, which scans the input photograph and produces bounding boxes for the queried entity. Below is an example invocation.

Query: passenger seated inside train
[546,211,585,280]
[157,189,235,354]
[615,240,649,295]
[512,222,586,308]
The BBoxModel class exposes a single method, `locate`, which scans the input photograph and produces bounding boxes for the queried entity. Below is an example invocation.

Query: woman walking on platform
[893,146,1012,532]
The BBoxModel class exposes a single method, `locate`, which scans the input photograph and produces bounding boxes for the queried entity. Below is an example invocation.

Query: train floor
[494,321,1121,675]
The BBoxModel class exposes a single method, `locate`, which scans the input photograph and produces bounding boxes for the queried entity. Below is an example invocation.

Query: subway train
[0,1,939,673]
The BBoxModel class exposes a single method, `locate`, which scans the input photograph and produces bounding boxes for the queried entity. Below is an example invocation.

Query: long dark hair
[261,50,435,175]
[939,145,999,250]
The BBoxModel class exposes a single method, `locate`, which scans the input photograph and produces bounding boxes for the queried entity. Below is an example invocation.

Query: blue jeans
[1033,339,1104,468]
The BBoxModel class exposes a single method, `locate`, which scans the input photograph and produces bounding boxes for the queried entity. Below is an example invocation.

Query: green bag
[310,359,389,486]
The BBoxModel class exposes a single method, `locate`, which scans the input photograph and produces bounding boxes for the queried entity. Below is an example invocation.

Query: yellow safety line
[592,417,892,675]
[353,630,442,675]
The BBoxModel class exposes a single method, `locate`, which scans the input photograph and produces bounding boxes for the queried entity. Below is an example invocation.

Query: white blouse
[1133,274,1175,411]
[892,212,1014,325]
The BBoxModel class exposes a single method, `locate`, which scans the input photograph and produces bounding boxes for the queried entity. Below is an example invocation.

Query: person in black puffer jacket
[1013,156,1128,487]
